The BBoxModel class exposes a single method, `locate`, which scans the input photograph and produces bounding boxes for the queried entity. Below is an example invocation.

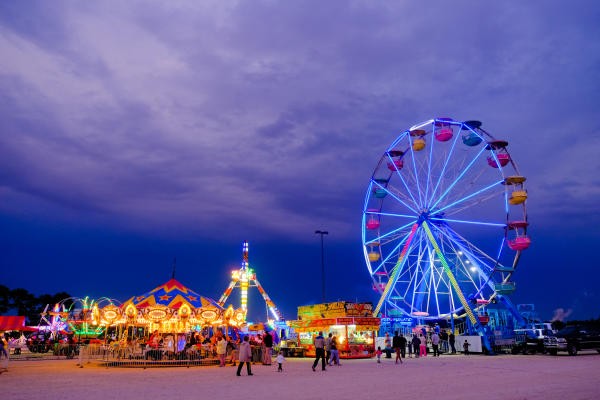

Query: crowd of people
[379,324,462,361]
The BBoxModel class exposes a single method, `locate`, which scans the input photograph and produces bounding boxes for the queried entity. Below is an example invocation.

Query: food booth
[288,302,380,358]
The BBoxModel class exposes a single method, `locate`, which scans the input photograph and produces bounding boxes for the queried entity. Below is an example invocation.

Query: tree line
[0,285,72,325]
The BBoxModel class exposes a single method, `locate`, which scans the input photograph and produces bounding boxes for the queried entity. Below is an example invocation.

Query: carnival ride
[363,118,529,350]
[38,280,246,338]
[218,241,284,324]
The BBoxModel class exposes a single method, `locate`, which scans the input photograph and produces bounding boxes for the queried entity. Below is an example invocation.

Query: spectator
[325,333,333,364]
[263,331,273,366]
[328,336,341,366]
[449,332,456,354]
[392,331,404,364]
[419,334,427,357]
[411,334,421,358]
[463,340,470,355]
[431,332,440,357]
[236,336,253,376]
[217,336,227,367]
[312,331,326,371]
[376,346,382,363]
[276,351,284,372]
[384,333,392,358]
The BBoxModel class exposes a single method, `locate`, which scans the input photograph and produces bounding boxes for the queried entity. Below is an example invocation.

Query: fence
[80,343,221,368]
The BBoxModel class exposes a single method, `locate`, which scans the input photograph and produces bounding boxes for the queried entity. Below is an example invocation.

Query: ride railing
[9,343,80,360]
[80,343,221,368]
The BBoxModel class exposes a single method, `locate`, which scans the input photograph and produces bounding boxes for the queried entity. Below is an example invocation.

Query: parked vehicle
[544,325,600,356]
[512,328,553,354]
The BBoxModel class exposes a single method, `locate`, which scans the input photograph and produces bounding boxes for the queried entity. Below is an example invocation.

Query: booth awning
[0,316,26,331]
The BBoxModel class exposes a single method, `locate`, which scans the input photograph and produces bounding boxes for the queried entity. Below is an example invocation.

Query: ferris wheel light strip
[430,146,487,210]
[385,152,420,210]
[427,129,461,206]
[365,220,416,245]
[422,221,478,326]
[374,223,419,316]
[372,179,418,214]
[428,217,506,227]
[371,230,412,275]
[435,180,504,214]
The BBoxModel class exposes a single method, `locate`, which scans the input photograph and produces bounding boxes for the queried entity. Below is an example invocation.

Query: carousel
[95,279,247,333]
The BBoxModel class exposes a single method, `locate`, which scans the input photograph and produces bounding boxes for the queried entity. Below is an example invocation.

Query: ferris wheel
[363,118,529,327]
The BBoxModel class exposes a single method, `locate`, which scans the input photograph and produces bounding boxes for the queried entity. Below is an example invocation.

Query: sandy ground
[2,352,600,400]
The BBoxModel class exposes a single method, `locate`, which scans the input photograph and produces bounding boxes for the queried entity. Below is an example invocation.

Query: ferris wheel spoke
[405,134,424,208]
[424,122,437,205]
[434,179,503,214]
[428,127,462,207]
[442,190,504,218]
[443,167,487,210]
[371,229,413,275]
[429,217,506,228]
[430,145,487,210]
[386,152,420,210]
[365,220,416,246]
[365,211,415,219]
[371,179,419,214]
[431,224,501,272]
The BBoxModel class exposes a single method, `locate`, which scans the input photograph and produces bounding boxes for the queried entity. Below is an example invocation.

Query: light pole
[315,230,328,303]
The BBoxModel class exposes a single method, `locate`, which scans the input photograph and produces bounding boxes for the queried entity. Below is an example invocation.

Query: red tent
[0,316,27,331]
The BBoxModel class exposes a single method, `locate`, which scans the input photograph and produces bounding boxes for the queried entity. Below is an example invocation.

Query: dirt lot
[2,351,600,400]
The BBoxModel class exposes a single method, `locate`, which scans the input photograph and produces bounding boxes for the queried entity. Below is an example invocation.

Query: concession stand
[288,301,380,358]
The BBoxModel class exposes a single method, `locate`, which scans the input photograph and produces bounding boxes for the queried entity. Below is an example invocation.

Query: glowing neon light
[365,220,416,245]
[429,217,506,227]
[421,221,477,326]
[374,223,419,316]
[371,179,418,214]
[430,145,487,209]
[435,180,503,214]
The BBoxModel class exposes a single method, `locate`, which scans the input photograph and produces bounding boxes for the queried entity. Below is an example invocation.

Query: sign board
[297,302,373,319]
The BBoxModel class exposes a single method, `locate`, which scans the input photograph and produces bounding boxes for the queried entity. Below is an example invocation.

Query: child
[276,351,284,372]
[376,346,382,363]
[463,340,470,355]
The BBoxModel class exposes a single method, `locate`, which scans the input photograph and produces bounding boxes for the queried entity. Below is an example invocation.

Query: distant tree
[0,287,72,325]
[0,285,10,314]
[551,320,566,331]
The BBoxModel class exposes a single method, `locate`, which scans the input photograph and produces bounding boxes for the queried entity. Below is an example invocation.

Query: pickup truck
[544,325,600,356]
[512,328,553,355]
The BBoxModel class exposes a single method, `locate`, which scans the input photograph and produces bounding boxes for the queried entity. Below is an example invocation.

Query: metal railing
[80,343,221,368]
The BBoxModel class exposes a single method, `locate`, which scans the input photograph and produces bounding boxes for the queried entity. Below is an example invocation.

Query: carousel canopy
[125,279,222,310]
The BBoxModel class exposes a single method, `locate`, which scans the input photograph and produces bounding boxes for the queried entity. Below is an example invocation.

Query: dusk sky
[1,1,599,322]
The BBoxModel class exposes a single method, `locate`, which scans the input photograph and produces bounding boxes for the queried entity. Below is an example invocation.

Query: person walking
[0,332,8,373]
[392,331,404,364]
[376,347,382,363]
[276,351,284,372]
[236,336,253,376]
[328,336,341,366]
[431,332,440,357]
[384,333,392,358]
[312,331,326,371]
[325,333,332,364]
[263,331,273,365]
[407,336,413,358]
[419,334,427,357]
[449,332,456,354]
[411,334,420,358]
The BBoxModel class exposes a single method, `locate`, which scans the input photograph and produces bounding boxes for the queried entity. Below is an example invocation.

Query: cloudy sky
[1,0,599,321]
